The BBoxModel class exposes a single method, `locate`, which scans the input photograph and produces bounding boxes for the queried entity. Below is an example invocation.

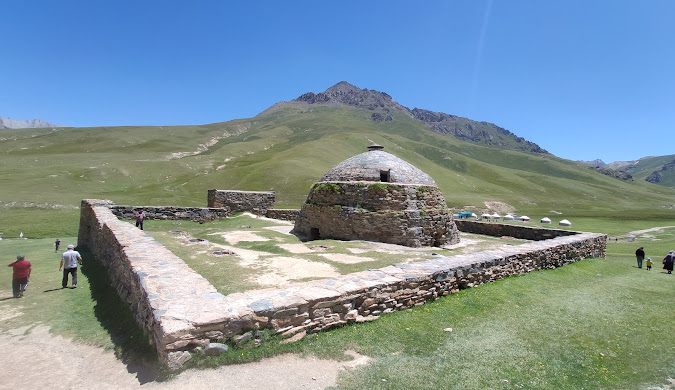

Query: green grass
[0,238,156,367]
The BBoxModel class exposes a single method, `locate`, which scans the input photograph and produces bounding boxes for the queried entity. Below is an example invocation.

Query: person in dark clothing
[635,247,645,268]
[663,251,674,274]
[134,208,146,230]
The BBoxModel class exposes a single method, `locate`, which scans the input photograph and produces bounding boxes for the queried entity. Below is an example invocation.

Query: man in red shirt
[8,254,31,298]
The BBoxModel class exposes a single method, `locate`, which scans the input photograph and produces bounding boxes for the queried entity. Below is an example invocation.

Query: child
[646,257,653,271]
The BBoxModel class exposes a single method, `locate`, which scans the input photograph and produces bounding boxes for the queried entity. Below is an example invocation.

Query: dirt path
[0,325,370,390]
[613,226,675,239]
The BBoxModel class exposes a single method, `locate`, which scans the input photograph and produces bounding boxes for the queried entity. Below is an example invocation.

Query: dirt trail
[0,325,369,390]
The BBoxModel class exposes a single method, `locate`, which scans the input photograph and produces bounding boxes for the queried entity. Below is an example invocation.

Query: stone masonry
[78,199,606,371]
[110,205,230,222]
[207,190,275,215]
[294,182,460,247]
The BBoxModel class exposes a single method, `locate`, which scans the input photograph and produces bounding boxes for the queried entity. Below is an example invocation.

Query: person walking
[8,254,31,298]
[663,250,674,274]
[635,246,645,268]
[60,244,82,288]
[55,238,61,252]
[134,208,146,230]
[646,257,653,271]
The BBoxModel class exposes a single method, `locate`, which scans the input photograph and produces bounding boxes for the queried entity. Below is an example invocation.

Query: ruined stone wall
[454,220,578,240]
[294,182,460,247]
[207,189,275,215]
[265,209,300,221]
[78,199,606,371]
[110,205,230,222]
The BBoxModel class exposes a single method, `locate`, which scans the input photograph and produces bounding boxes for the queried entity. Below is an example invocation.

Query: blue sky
[2,1,673,162]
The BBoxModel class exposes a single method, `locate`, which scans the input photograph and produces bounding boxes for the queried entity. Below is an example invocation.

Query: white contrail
[470,0,494,113]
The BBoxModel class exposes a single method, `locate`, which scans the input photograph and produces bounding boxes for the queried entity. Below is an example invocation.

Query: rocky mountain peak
[288,82,548,154]
[0,117,58,129]
[324,81,361,95]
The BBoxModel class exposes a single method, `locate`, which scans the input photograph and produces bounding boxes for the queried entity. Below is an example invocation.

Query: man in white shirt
[60,244,82,289]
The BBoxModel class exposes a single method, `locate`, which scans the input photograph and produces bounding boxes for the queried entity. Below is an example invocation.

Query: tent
[491,213,501,219]
[540,217,551,224]
[503,214,515,221]
[518,215,530,222]
[559,219,572,226]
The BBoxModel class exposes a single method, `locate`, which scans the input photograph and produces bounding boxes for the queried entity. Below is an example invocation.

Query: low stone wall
[454,220,577,240]
[207,189,275,215]
[265,209,300,221]
[110,205,230,222]
[78,199,606,371]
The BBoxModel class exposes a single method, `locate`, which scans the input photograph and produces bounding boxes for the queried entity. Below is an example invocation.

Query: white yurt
[481,213,492,220]
[518,215,530,222]
[540,217,552,224]
[471,213,478,219]
[503,214,515,221]
[559,219,572,226]
[491,213,501,220]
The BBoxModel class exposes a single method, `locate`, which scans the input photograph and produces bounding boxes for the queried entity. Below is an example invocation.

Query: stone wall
[265,209,300,221]
[454,220,578,240]
[110,205,230,222]
[294,182,460,247]
[78,199,606,371]
[207,189,275,215]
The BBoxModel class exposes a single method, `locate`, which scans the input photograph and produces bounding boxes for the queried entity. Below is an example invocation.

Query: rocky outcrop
[290,82,548,154]
[410,108,548,153]
[590,166,633,181]
[645,159,675,184]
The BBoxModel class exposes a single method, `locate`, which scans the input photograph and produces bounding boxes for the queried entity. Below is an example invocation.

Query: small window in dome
[380,170,390,182]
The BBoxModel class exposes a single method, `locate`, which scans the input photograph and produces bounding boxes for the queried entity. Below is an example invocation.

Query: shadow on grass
[78,247,161,384]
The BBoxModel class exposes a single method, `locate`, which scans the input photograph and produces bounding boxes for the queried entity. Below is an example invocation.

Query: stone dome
[320,147,437,186]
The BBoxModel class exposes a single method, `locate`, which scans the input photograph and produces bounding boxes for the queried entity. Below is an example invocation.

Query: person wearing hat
[646,257,653,271]
[8,254,31,298]
[663,250,674,274]
[60,244,82,288]
[635,246,645,268]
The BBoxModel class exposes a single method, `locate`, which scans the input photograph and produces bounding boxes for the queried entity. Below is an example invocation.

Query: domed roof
[320,147,437,186]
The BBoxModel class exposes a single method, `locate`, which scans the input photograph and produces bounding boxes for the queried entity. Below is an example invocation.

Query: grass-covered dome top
[320,145,437,186]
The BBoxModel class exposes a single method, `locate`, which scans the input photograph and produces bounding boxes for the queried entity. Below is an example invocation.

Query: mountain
[1,81,675,239]
[579,159,606,167]
[614,155,675,188]
[265,81,547,154]
[0,117,58,129]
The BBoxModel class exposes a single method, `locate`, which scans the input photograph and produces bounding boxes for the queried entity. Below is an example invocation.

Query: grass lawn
[0,237,156,364]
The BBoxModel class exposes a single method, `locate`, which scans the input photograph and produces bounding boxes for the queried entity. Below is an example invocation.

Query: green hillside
[1,104,674,238]
[617,155,675,187]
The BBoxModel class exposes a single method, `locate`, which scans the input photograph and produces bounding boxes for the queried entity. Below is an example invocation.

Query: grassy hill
[1,104,674,239]
[615,154,675,188]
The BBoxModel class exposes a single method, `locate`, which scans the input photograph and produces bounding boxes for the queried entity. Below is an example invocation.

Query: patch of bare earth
[0,325,370,389]
[483,201,515,214]
[253,257,339,286]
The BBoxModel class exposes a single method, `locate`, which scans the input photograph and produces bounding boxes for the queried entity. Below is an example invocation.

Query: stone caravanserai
[293,144,460,247]
[77,144,607,370]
